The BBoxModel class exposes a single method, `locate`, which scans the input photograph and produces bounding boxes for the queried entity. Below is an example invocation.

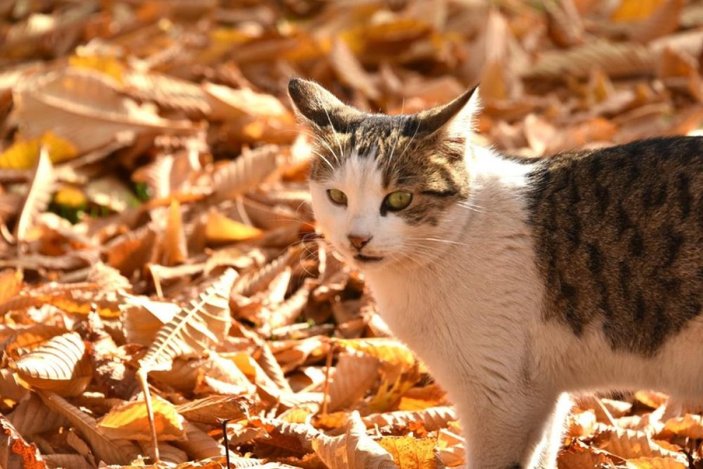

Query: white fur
[310,139,703,469]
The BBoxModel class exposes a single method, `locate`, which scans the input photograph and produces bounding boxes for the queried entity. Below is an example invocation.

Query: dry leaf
[14,69,196,154]
[38,391,139,465]
[328,352,379,412]
[13,332,92,397]
[211,145,280,202]
[99,395,185,441]
[15,147,54,242]
[312,411,398,469]
[205,210,263,243]
[0,413,46,469]
[378,435,437,469]
[139,268,237,373]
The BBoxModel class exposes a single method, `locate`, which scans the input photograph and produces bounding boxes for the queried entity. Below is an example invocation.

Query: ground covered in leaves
[2,0,703,468]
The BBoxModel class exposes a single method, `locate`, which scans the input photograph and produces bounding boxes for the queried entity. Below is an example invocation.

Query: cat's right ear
[288,78,360,131]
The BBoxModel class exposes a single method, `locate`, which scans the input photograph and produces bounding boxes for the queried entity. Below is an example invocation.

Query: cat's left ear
[415,85,480,136]
[288,78,361,131]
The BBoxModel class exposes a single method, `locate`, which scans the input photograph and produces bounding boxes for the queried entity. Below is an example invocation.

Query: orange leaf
[205,210,263,243]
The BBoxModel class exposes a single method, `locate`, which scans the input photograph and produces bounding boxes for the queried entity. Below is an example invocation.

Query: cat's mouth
[354,254,384,263]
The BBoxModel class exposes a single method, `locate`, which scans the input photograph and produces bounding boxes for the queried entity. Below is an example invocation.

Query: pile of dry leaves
[2,0,703,467]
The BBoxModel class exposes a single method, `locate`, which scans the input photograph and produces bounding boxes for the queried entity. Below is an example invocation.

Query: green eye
[327,188,348,206]
[383,191,413,211]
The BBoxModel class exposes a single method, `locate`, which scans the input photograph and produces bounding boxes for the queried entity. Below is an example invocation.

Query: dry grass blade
[37,391,139,465]
[211,145,280,202]
[12,331,92,397]
[15,147,54,243]
[0,413,46,469]
[312,411,398,469]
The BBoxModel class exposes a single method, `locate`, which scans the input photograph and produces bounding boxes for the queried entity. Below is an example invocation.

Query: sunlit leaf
[99,395,185,441]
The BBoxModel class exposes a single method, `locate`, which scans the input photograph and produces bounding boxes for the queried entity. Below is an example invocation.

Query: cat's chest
[365,269,472,358]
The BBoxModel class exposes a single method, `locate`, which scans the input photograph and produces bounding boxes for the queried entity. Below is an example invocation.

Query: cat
[288,77,703,469]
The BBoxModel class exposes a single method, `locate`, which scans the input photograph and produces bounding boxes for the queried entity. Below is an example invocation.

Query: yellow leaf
[162,200,187,265]
[41,132,78,163]
[99,395,185,441]
[335,338,416,371]
[53,185,87,208]
[0,270,23,305]
[626,457,688,469]
[205,210,263,243]
[314,412,349,430]
[68,54,125,83]
[0,139,40,169]
[0,132,77,169]
[377,436,437,469]
[611,0,664,21]
[663,413,703,439]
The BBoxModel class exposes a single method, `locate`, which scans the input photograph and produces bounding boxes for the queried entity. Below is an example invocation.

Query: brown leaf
[330,38,381,101]
[38,391,139,465]
[176,395,253,425]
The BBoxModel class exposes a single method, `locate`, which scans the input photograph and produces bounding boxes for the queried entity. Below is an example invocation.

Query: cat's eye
[327,188,348,206]
[383,191,413,211]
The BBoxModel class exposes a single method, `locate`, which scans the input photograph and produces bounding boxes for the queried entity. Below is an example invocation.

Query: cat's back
[526,136,703,355]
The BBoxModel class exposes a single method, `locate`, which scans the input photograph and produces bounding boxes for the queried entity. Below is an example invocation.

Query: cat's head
[289,78,479,270]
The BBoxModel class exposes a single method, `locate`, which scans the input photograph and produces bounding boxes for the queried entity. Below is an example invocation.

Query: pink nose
[348,234,372,250]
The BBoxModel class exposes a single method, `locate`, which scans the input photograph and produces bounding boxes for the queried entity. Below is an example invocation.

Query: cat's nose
[347,233,372,250]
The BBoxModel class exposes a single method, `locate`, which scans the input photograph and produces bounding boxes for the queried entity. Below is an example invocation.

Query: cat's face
[289,79,478,269]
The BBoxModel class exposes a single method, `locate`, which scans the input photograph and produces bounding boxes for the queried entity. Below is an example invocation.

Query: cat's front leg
[457,388,561,469]
[525,393,572,469]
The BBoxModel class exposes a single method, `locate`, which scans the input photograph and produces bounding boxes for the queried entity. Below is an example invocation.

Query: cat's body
[288,78,703,468]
